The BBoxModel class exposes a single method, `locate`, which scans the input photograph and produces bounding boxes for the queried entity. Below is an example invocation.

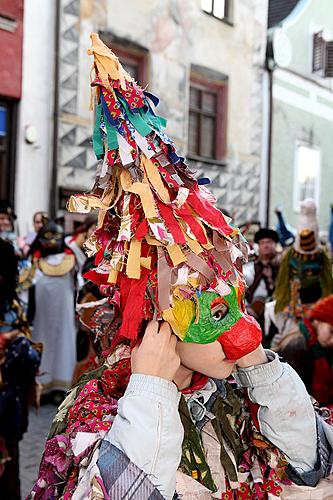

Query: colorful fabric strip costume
[28,35,333,499]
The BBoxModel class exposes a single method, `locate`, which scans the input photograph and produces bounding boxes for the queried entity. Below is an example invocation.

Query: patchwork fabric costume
[29,35,333,499]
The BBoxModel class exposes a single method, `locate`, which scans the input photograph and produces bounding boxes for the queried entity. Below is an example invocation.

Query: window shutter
[312,32,324,72]
[325,41,333,77]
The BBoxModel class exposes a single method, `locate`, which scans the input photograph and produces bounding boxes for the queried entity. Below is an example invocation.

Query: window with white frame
[294,145,320,210]
[201,0,232,22]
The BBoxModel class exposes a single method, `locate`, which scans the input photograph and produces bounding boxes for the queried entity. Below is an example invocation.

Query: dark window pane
[120,60,139,81]
[188,112,200,155]
[200,116,215,158]
[0,106,7,137]
[190,87,201,109]
[202,92,216,114]
[0,102,10,199]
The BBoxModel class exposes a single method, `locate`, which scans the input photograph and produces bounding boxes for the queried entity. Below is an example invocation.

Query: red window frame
[108,45,148,87]
[188,74,228,162]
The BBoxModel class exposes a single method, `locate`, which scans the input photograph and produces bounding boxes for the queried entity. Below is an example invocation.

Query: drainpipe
[263,31,276,228]
[49,0,61,218]
[266,66,273,226]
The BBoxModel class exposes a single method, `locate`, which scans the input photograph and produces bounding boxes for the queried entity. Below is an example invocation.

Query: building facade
[16,0,268,233]
[268,0,333,233]
[0,0,23,205]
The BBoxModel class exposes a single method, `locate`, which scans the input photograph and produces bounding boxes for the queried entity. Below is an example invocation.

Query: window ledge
[187,154,227,167]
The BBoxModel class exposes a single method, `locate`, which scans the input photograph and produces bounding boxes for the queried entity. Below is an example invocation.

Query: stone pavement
[20,404,57,498]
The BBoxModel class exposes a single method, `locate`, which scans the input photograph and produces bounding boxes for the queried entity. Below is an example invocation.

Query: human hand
[236,344,268,368]
[131,321,180,381]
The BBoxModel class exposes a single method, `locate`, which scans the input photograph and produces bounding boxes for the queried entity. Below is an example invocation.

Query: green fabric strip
[118,96,152,136]
[93,104,105,157]
[179,396,217,492]
[104,115,119,150]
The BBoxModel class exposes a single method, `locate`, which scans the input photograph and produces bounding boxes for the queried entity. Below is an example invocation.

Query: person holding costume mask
[29,35,333,500]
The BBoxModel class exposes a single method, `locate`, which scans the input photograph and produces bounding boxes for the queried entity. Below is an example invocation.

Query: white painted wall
[15,0,56,235]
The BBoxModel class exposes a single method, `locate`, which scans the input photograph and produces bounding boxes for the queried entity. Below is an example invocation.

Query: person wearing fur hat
[243,228,280,330]
[29,35,333,499]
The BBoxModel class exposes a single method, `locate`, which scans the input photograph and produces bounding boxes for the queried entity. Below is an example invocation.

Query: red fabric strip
[134,219,149,240]
[177,204,208,244]
[118,269,150,340]
[187,186,233,236]
[157,200,186,244]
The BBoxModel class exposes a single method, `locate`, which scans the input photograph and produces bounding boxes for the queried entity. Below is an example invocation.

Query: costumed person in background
[277,294,333,407]
[23,211,49,254]
[65,214,98,370]
[0,239,42,499]
[29,35,333,499]
[275,207,295,249]
[0,201,36,312]
[0,200,18,248]
[29,221,77,405]
[65,213,97,286]
[329,204,333,257]
[243,228,280,331]
[270,199,333,345]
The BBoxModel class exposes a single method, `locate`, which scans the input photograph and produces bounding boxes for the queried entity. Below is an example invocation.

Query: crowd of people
[0,202,98,497]
[243,198,333,408]
[0,34,333,499]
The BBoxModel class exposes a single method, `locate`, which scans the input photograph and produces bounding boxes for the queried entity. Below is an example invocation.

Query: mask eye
[211,303,229,322]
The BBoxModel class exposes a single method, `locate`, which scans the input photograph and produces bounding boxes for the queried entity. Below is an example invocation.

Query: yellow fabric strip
[202,241,215,250]
[126,238,142,279]
[67,195,109,213]
[88,33,132,91]
[141,155,170,203]
[166,244,187,266]
[107,268,119,284]
[145,234,163,247]
[162,308,185,340]
[140,256,151,270]
[184,233,204,255]
[120,170,158,219]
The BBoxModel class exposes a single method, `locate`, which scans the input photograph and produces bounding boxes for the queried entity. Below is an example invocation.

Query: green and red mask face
[164,281,262,360]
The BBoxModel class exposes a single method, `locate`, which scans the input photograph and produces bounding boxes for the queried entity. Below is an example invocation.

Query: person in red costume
[278,295,333,406]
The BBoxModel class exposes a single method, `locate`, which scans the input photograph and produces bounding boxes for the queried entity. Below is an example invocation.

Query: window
[99,33,148,86]
[201,0,232,22]
[312,31,333,78]
[118,51,145,84]
[188,76,227,161]
[0,100,16,202]
[293,145,320,211]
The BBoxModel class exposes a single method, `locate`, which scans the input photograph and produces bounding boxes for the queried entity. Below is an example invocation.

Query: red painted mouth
[217,314,262,360]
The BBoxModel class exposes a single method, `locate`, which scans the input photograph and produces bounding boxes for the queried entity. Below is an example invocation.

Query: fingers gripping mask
[164,282,262,360]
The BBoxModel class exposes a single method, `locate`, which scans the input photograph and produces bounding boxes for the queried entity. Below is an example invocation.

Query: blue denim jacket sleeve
[234,350,333,486]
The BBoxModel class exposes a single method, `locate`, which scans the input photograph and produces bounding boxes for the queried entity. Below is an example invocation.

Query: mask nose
[217,314,262,360]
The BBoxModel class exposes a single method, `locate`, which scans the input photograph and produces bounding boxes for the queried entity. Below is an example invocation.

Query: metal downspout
[49,0,60,218]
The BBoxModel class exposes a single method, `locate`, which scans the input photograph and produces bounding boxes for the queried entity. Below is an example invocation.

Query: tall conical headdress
[68,34,261,360]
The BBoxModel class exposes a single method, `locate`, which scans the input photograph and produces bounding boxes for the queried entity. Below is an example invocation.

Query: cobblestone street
[20,405,57,498]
